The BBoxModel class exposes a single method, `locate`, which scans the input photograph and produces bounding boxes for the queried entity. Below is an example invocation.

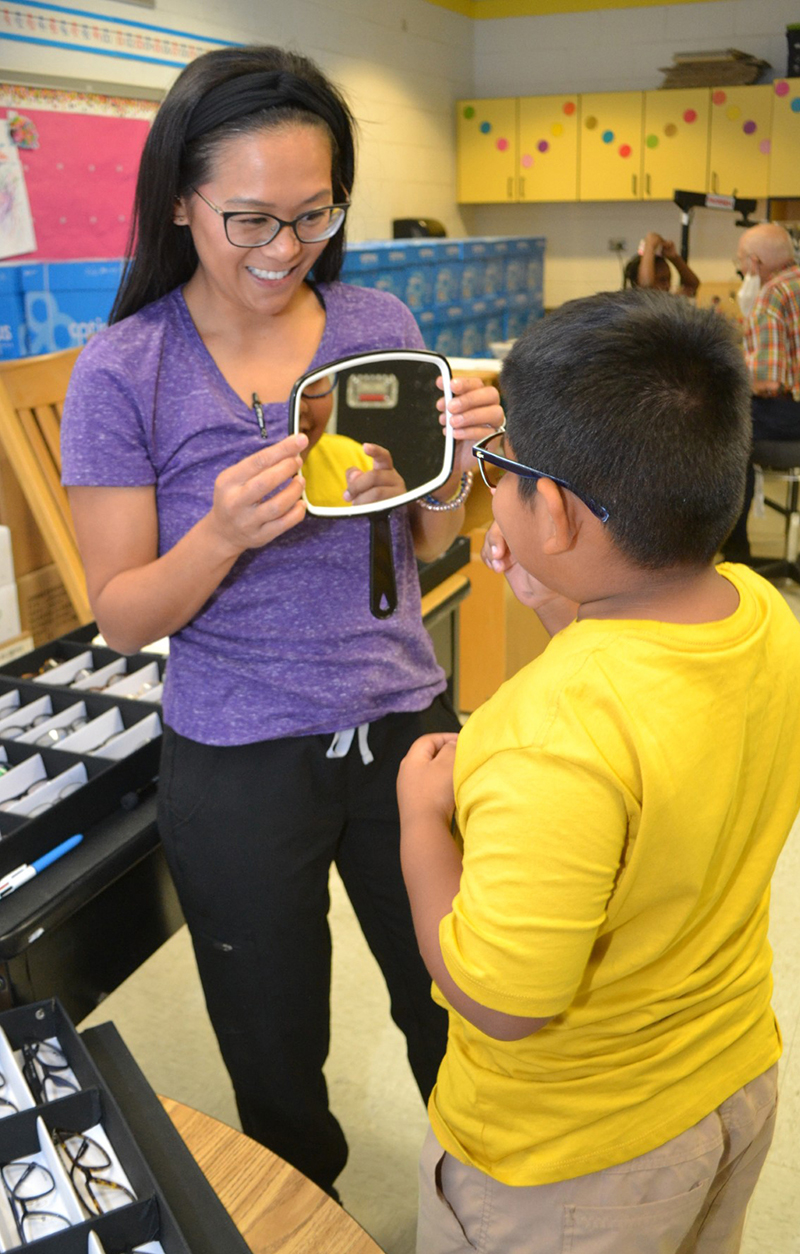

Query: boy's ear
[537,478,579,555]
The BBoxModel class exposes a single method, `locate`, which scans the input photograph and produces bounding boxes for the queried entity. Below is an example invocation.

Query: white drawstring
[326,722,374,765]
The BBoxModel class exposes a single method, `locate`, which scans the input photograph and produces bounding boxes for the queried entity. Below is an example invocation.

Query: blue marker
[0,835,83,900]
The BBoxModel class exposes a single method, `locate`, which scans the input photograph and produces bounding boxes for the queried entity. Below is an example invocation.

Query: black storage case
[0,998,251,1253]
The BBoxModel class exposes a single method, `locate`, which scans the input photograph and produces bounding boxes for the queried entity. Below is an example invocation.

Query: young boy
[397,290,800,1254]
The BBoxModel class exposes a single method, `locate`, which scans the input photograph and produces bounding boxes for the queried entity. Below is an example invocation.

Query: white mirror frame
[289,349,454,517]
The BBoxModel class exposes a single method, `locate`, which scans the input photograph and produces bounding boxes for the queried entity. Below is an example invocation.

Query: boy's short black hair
[500,290,751,569]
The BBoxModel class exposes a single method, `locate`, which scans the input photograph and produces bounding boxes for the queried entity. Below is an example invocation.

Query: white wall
[468,0,799,305]
[0,0,475,244]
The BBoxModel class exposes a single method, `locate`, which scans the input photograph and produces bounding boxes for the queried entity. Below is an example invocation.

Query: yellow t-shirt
[302,433,372,509]
[431,563,800,1185]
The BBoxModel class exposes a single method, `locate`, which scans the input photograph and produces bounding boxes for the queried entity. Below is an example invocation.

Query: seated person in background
[398,289,800,1254]
[723,221,800,561]
[624,231,700,296]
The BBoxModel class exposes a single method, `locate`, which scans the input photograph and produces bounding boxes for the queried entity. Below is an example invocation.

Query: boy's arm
[398,734,552,1041]
[660,239,700,297]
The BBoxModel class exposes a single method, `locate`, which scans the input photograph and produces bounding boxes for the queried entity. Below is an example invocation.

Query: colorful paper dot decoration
[646,134,659,148]
[480,121,491,134]
[563,101,576,116]
[775,81,790,97]
[664,123,678,138]
[584,116,598,130]
[760,139,771,154]
[683,109,697,124]
[551,123,564,138]
[602,130,614,144]
[496,137,508,151]
[619,144,632,158]
[521,154,533,168]
[792,98,800,113]
[712,90,727,106]
[463,106,475,119]
[743,120,756,135]
[538,140,549,153]
[726,106,741,121]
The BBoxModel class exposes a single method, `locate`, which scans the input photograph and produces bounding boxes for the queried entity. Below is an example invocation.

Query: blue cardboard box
[21,261,123,355]
[341,242,409,272]
[0,266,27,360]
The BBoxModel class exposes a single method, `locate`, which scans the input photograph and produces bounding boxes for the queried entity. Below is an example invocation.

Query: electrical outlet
[608,238,627,253]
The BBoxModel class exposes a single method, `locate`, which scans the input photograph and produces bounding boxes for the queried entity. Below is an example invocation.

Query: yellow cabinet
[768,78,800,196]
[643,89,710,200]
[457,98,518,203]
[708,84,773,198]
[518,95,580,201]
[579,93,643,201]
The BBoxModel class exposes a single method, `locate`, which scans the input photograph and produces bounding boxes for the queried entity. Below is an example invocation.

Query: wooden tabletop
[160,1096,385,1254]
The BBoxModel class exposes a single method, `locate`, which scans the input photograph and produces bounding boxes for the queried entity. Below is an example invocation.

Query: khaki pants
[417,1066,778,1254]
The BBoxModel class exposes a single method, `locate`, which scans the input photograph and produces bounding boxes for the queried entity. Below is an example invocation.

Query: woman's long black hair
[111,46,356,324]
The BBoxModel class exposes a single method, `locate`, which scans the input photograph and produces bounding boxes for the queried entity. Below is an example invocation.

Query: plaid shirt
[743,264,800,402]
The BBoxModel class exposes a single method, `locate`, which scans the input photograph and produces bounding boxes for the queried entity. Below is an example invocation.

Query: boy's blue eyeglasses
[472,429,610,523]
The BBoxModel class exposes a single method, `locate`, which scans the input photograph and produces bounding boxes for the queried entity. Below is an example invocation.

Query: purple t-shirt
[61,282,446,745]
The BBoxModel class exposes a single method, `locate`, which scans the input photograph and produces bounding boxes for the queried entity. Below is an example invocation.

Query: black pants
[723,394,800,560]
[157,695,456,1194]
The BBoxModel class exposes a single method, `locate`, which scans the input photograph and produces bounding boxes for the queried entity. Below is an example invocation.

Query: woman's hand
[208,433,308,557]
[437,375,504,479]
[344,443,407,505]
[481,522,578,633]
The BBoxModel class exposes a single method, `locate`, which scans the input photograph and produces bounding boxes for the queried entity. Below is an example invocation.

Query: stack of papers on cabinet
[658,49,770,89]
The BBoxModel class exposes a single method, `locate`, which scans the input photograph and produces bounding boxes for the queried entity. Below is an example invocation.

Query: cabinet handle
[712,172,718,193]
[646,173,651,196]
[507,176,513,199]
[519,176,526,199]
[632,173,637,196]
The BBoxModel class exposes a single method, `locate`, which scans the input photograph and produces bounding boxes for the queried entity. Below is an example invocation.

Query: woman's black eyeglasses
[191,187,350,248]
[53,1129,137,1215]
[472,429,610,523]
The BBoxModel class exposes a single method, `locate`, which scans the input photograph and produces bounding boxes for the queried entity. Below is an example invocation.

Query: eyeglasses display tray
[0,997,250,1253]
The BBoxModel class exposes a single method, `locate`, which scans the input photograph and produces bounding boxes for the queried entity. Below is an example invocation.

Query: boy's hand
[481,523,579,633]
[397,732,459,826]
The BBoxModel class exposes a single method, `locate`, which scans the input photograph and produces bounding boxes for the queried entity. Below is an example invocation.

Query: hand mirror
[289,349,454,619]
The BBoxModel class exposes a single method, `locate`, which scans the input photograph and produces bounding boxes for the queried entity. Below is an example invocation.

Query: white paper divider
[0,748,7,766]
[0,695,53,739]
[138,683,164,705]
[0,691,19,714]
[57,708,123,755]
[0,1026,34,1116]
[103,663,160,701]
[33,651,93,688]
[0,754,47,805]
[1,764,87,817]
[70,659,127,693]
[87,1234,106,1254]
[17,702,88,747]
[92,712,162,760]
[36,1115,85,1225]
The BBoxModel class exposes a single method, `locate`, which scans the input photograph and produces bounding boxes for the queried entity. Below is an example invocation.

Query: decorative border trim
[0,0,238,69]
[426,0,734,16]
[0,81,158,116]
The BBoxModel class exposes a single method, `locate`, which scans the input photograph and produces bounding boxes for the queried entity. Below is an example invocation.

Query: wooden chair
[0,347,93,624]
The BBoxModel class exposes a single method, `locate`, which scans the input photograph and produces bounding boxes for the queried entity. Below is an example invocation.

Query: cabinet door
[643,89,710,200]
[579,93,643,201]
[457,99,518,203]
[518,95,579,201]
[708,85,773,198]
[769,78,800,197]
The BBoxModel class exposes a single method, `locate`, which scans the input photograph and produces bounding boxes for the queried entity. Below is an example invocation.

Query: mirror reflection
[291,352,453,514]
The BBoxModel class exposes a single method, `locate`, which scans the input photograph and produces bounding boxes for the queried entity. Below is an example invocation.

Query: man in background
[723,222,800,561]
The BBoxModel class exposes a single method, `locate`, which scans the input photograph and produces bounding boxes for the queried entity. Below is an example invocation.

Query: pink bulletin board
[1,86,157,260]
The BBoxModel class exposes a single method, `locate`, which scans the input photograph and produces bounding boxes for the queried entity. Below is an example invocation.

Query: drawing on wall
[0,118,36,260]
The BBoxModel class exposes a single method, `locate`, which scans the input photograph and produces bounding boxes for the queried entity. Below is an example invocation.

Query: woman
[60,45,502,1196]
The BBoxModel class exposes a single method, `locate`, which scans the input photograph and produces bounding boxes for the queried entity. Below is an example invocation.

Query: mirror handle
[369,513,398,619]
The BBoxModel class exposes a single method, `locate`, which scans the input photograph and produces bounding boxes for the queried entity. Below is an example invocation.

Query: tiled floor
[81,489,800,1254]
